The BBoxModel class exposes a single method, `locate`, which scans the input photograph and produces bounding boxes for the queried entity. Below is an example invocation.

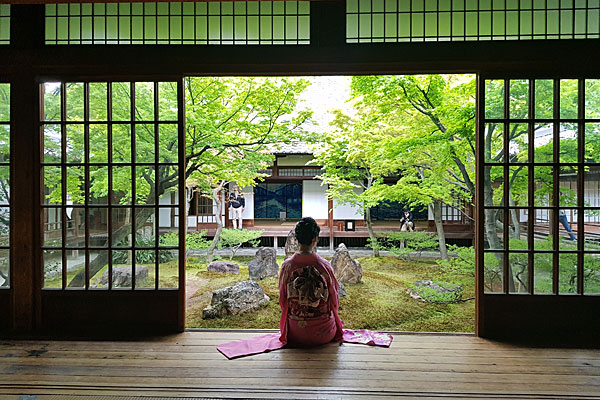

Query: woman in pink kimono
[217,217,392,359]
[278,217,343,346]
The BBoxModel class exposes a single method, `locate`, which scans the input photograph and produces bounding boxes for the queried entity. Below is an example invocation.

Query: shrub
[410,282,463,303]
[218,228,264,259]
[438,245,475,277]
[114,236,175,264]
[43,253,62,278]
[371,231,438,260]
[160,230,210,250]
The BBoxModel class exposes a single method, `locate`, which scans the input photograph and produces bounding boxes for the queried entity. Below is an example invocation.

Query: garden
[167,228,475,333]
[185,253,475,332]
[36,74,600,333]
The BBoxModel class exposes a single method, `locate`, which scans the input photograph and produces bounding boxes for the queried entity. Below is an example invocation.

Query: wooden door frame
[1,2,600,340]
[30,77,187,336]
[476,74,600,344]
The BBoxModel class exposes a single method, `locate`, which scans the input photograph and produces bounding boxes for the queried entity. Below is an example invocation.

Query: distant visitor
[400,209,415,232]
[229,184,245,229]
[559,209,577,241]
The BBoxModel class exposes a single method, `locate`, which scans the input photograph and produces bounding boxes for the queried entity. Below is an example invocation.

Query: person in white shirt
[229,185,245,229]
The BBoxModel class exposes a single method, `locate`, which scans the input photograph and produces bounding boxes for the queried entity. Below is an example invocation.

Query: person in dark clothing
[400,209,415,232]
[229,185,245,229]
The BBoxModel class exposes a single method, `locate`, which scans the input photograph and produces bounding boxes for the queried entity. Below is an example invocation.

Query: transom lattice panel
[45,1,310,45]
[0,5,9,45]
[347,0,600,43]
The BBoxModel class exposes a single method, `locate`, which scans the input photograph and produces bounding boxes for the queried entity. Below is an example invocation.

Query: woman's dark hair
[295,217,320,246]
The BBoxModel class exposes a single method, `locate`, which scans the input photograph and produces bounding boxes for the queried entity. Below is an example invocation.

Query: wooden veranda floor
[1,331,599,399]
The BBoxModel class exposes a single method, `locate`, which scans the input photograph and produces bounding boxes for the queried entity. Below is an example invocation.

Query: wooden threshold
[0,331,599,399]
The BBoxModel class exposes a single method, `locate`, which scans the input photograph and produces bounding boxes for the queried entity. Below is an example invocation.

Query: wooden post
[272,156,278,177]
[223,189,230,229]
[328,196,334,251]
[10,5,45,333]
[10,73,39,332]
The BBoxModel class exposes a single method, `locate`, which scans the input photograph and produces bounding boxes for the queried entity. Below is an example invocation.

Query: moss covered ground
[185,255,475,333]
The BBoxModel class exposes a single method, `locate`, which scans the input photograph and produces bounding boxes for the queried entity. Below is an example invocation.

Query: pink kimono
[217,253,392,359]
[278,253,344,346]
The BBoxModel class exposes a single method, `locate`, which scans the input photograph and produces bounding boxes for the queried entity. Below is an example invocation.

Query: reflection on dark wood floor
[1,331,599,399]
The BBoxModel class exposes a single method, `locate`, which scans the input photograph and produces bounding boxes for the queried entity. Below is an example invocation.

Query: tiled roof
[266,141,315,154]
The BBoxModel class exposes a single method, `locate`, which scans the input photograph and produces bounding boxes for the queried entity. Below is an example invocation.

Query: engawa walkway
[0,331,599,399]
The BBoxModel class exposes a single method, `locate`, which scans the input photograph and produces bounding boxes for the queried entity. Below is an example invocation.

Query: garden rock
[409,280,463,303]
[284,229,300,259]
[202,280,270,319]
[338,282,347,298]
[248,247,279,280]
[207,261,240,274]
[331,243,362,283]
[100,266,148,288]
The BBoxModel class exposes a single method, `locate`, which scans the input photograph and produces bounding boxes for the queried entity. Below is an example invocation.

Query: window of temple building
[279,168,303,176]
[189,189,213,216]
[258,168,273,176]
[254,182,302,219]
[303,168,322,177]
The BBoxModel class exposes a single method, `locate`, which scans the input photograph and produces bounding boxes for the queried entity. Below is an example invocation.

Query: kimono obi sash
[286,265,330,319]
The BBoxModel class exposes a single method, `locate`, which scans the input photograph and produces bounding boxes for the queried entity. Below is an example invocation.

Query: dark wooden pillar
[328,196,334,250]
[310,0,346,48]
[223,189,230,229]
[10,5,45,332]
[10,74,40,332]
[272,156,278,177]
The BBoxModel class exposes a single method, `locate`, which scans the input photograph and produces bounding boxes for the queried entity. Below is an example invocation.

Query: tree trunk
[484,189,515,292]
[183,189,189,262]
[365,207,380,257]
[508,191,521,239]
[67,207,155,287]
[432,200,448,260]
[125,207,133,264]
[206,186,224,263]
[0,268,8,287]
[482,123,514,291]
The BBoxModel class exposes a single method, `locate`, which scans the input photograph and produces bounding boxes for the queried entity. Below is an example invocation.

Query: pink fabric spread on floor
[342,329,393,347]
[217,253,393,360]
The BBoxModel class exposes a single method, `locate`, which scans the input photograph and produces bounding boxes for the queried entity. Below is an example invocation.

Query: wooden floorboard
[1,332,599,399]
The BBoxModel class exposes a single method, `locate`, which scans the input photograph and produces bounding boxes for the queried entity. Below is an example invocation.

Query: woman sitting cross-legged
[216,217,392,359]
[279,217,343,346]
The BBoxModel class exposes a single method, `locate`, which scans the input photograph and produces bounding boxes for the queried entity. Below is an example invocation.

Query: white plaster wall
[302,180,328,219]
[160,191,175,206]
[333,187,364,219]
[158,191,177,228]
[277,154,314,166]
[241,185,254,219]
[187,216,197,227]
[159,208,177,228]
